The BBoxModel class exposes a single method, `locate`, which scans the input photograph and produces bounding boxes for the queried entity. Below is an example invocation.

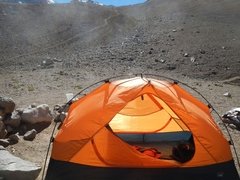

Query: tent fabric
[51,77,233,168]
[70,127,179,167]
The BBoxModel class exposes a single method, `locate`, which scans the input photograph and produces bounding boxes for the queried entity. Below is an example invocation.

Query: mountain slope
[0,0,55,3]
[0,3,136,63]
[0,0,239,82]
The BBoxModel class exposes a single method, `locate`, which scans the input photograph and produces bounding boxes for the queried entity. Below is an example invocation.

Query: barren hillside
[0,0,240,81]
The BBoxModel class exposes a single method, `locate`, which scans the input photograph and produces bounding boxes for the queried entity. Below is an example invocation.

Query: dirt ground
[0,0,239,179]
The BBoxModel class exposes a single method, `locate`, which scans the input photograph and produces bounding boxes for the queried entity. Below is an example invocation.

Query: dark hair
[172,142,195,163]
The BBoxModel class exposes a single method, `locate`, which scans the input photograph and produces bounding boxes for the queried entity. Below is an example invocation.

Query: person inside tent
[171,136,195,163]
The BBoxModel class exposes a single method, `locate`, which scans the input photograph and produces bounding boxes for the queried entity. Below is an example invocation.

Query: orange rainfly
[46,76,239,180]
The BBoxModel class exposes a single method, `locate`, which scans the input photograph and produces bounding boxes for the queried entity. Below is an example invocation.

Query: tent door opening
[109,93,195,162]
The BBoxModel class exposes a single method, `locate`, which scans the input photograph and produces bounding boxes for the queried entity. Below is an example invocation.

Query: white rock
[160,59,166,63]
[222,107,240,130]
[0,146,41,180]
[190,56,196,62]
[223,92,231,97]
[21,104,53,124]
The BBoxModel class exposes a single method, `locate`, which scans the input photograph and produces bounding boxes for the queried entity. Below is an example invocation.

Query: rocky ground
[0,0,239,179]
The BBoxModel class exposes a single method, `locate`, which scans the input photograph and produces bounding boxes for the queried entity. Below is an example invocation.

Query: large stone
[3,111,21,128]
[23,129,37,141]
[0,146,41,180]
[0,139,10,147]
[0,96,15,116]
[8,133,20,144]
[19,124,28,135]
[21,104,53,124]
[6,125,13,134]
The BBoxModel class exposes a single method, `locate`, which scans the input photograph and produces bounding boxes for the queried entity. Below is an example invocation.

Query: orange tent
[46,76,239,180]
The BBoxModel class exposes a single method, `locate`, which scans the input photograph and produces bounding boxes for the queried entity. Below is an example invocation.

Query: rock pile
[0,96,53,147]
[0,96,53,180]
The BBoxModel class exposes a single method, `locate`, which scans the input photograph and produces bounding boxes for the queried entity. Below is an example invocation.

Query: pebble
[160,59,166,63]
[223,92,231,97]
[190,56,196,62]
[199,49,206,54]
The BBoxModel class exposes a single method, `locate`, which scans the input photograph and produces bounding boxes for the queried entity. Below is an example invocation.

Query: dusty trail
[5,8,122,61]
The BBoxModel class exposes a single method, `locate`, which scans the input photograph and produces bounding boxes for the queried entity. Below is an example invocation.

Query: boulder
[222,108,240,130]
[21,104,53,124]
[0,139,10,147]
[0,146,41,180]
[8,134,20,144]
[3,111,21,128]
[19,124,28,135]
[6,125,14,134]
[23,129,37,141]
[0,121,7,139]
[0,96,15,116]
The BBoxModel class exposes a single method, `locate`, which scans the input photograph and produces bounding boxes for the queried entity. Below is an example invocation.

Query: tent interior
[109,93,195,162]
